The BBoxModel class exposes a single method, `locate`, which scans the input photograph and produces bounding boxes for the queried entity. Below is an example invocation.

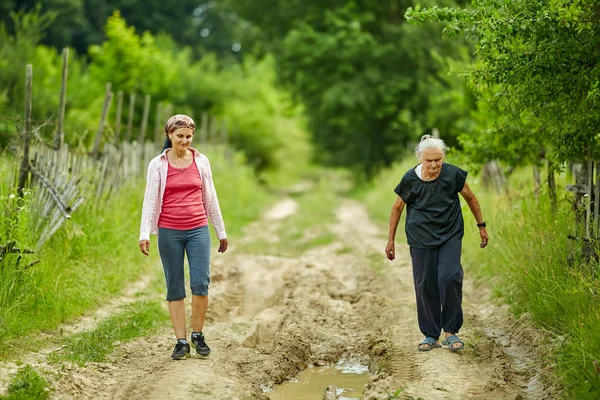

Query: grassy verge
[358,156,600,398]
[0,178,155,353]
[48,301,168,365]
[0,145,273,358]
[462,178,600,399]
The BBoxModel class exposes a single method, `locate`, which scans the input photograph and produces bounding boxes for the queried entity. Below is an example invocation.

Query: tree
[0,0,89,53]
[223,0,473,178]
[406,0,600,166]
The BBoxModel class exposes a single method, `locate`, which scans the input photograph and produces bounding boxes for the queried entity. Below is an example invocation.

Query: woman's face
[419,147,444,175]
[169,128,194,151]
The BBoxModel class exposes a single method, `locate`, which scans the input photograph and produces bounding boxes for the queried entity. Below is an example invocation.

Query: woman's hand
[139,240,150,256]
[218,238,228,253]
[385,241,395,261]
[479,227,489,248]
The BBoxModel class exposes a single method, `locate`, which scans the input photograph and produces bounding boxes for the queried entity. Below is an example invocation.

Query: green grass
[466,188,600,398]
[236,170,348,256]
[0,178,156,352]
[48,301,168,365]
[0,144,273,358]
[359,157,600,398]
[1,365,49,400]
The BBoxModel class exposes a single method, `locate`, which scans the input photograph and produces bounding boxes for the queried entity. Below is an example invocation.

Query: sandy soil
[1,197,558,399]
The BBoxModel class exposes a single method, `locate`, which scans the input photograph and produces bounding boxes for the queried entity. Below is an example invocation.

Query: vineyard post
[18,64,33,196]
[138,94,151,143]
[92,83,113,159]
[115,90,123,144]
[54,47,69,150]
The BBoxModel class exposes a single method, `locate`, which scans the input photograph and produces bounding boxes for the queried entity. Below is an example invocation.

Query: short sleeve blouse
[394,163,468,248]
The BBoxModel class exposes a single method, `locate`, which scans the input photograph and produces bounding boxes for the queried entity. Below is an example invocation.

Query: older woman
[385,135,488,352]
[139,114,228,360]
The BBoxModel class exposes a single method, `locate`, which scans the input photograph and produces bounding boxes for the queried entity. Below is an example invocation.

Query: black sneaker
[191,332,211,357]
[171,341,191,360]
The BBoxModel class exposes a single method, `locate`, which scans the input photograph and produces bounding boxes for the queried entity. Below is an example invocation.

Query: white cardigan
[139,148,227,242]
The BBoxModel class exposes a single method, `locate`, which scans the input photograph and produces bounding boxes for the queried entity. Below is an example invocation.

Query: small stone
[323,384,339,400]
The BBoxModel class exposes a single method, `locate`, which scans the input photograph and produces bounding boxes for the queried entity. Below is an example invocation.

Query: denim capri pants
[157,225,211,301]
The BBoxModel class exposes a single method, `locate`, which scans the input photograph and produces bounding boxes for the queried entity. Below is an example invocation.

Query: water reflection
[267,359,370,400]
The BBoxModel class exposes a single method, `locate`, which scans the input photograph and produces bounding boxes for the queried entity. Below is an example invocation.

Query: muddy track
[4,197,555,399]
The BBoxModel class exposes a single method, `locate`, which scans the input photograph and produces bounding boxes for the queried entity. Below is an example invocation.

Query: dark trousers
[410,240,463,340]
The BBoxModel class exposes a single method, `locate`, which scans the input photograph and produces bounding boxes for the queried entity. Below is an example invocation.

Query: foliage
[0,8,57,145]
[1,365,49,400]
[224,0,474,179]
[0,0,260,59]
[406,0,600,166]
[0,10,311,171]
[467,178,600,399]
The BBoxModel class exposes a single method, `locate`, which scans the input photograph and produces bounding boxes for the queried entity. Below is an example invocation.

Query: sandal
[442,335,464,351]
[418,336,441,352]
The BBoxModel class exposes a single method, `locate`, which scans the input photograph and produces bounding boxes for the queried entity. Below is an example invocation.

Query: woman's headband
[165,114,196,134]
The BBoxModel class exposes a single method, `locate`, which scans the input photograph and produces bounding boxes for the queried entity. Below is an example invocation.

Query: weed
[387,388,403,399]
[2,365,49,400]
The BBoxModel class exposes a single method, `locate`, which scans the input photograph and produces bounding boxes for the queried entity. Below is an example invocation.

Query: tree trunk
[481,160,506,195]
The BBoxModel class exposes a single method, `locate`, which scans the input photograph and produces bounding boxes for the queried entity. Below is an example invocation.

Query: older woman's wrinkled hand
[139,240,150,256]
[479,228,489,248]
[385,241,395,261]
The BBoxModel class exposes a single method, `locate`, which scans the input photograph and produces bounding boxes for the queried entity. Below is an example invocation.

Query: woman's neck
[172,148,189,159]
[421,169,440,181]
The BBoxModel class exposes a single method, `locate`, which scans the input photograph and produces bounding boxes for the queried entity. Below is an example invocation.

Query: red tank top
[158,161,208,230]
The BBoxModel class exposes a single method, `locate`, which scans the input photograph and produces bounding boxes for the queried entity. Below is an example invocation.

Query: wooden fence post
[18,64,33,196]
[138,94,151,143]
[92,83,113,159]
[125,93,136,142]
[54,48,68,150]
[115,90,123,144]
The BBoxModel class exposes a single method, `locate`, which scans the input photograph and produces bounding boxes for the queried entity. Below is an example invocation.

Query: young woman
[139,114,228,359]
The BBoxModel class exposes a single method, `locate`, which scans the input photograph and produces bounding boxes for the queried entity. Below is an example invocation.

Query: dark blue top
[394,163,468,249]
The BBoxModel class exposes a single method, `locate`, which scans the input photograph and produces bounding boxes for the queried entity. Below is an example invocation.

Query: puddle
[266,360,370,400]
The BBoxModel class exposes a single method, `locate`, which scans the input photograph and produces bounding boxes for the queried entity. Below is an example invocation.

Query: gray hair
[415,134,448,158]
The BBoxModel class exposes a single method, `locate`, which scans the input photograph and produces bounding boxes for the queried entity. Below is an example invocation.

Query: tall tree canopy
[223,0,474,178]
[0,1,258,58]
[406,0,600,166]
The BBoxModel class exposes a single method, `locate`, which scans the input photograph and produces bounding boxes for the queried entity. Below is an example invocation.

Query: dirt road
[4,196,554,399]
